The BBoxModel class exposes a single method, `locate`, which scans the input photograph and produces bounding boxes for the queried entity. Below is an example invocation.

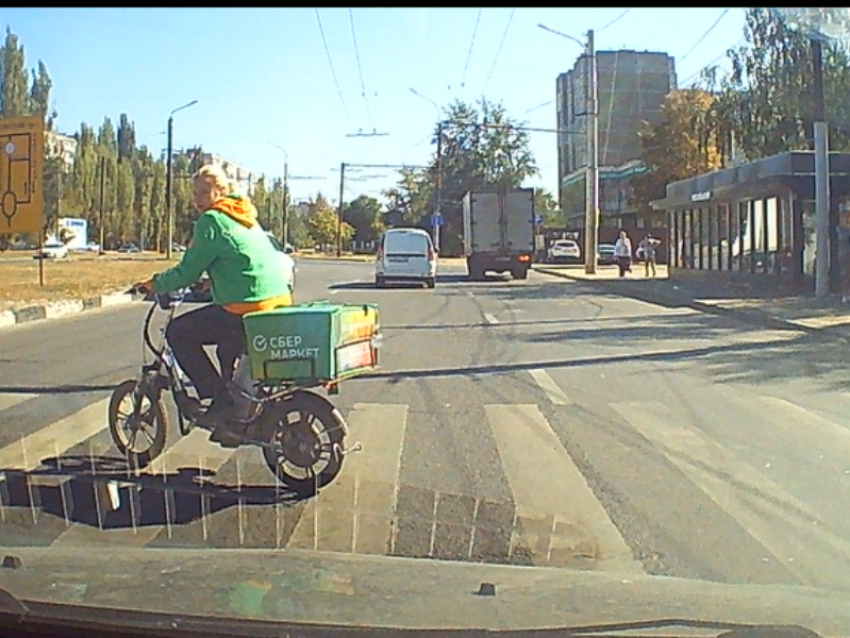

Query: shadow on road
[328,281,386,291]
[0,384,115,395]
[328,273,528,292]
[0,456,617,569]
[383,317,584,331]
[520,310,770,344]
[0,454,302,532]
[360,324,850,391]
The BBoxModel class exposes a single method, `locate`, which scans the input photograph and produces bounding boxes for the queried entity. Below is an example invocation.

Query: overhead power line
[461,9,483,89]
[679,36,745,86]
[315,9,354,126]
[681,8,730,61]
[524,99,552,114]
[598,9,631,31]
[348,8,374,129]
[482,8,516,95]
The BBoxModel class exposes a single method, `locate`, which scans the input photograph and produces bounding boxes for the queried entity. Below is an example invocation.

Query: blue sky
[2,8,746,205]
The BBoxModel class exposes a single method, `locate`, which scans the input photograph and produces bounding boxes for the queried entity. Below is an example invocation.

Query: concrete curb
[534,266,850,342]
[1,291,136,329]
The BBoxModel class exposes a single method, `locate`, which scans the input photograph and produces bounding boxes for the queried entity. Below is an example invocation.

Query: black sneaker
[195,395,236,428]
[176,393,204,420]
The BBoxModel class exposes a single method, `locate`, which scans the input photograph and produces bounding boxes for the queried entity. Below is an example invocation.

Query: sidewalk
[534,264,850,341]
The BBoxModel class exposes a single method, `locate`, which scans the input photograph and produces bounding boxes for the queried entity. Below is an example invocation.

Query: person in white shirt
[614,230,633,278]
[638,234,660,278]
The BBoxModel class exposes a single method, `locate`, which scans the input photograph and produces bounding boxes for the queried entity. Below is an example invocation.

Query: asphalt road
[2,259,850,596]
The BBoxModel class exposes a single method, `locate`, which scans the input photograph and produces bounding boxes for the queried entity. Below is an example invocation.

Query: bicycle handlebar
[125,283,205,303]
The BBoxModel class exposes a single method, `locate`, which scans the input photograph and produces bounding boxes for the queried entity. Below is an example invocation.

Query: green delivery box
[242,302,380,383]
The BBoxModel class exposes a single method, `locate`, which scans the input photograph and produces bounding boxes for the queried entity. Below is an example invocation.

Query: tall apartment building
[45,131,78,170]
[196,151,263,195]
[556,49,676,226]
[168,149,263,195]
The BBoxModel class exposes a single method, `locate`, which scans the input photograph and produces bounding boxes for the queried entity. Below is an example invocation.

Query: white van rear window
[384,231,430,255]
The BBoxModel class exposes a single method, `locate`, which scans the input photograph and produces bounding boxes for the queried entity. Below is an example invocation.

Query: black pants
[166,305,246,400]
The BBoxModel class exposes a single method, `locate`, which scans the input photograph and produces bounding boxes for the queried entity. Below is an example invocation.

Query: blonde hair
[194,163,241,195]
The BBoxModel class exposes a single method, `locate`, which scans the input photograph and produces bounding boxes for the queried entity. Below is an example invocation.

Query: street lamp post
[538,24,599,274]
[584,29,599,275]
[165,99,199,260]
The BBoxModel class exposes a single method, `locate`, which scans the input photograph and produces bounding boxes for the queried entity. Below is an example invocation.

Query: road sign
[431,212,443,227]
[535,215,543,225]
[0,116,44,235]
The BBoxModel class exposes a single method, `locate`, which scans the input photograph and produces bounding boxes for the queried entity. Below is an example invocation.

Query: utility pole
[165,115,174,259]
[98,155,106,253]
[337,162,346,257]
[282,160,289,245]
[435,122,443,252]
[584,28,599,275]
[812,37,830,297]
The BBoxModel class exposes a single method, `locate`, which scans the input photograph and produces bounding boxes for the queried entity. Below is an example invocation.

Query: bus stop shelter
[650,151,850,292]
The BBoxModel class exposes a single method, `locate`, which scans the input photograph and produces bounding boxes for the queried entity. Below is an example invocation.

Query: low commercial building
[650,151,850,291]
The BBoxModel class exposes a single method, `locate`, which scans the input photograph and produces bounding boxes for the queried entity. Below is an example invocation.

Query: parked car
[547,239,581,263]
[597,243,617,265]
[34,241,68,260]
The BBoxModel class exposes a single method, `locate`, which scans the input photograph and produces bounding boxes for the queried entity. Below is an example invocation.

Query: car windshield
[384,231,430,254]
[2,6,850,636]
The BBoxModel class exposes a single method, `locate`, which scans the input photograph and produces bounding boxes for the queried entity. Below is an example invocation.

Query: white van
[375,228,437,288]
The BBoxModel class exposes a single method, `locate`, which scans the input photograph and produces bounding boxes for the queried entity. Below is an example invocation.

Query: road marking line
[288,403,408,555]
[528,369,572,405]
[0,393,40,413]
[612,400,850,590]
[0,399,110,472]
[483,313,499,324]
[485,404,642,573]
[0,398,112,533]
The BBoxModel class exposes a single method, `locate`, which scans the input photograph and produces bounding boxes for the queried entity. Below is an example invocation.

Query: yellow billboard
[0,116,44,235]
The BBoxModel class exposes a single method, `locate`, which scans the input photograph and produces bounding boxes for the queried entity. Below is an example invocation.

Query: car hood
[0,547,848,634]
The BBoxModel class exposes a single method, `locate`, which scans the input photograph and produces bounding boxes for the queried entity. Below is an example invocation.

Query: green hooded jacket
[151,193,292,311]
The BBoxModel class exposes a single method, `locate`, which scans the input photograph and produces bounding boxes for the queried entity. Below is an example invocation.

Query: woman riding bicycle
[134,164,293,442]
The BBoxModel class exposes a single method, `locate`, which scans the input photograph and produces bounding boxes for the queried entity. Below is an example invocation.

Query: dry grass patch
[0,252,178,311]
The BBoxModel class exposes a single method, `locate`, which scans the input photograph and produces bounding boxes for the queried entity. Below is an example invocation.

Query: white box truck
[462,187,534,280]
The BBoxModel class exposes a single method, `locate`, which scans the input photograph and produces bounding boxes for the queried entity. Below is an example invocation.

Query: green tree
[631,89,723,216]
[0,27,28,118]
[251,176,270,228]
[433,98,538,205]
[307,194,353,248]
[698,8,850,161]
[270,177,285,237]
[285,198,313,248]
[533,188,561,227]
[343,194,384,243]
[384,97,538,254]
